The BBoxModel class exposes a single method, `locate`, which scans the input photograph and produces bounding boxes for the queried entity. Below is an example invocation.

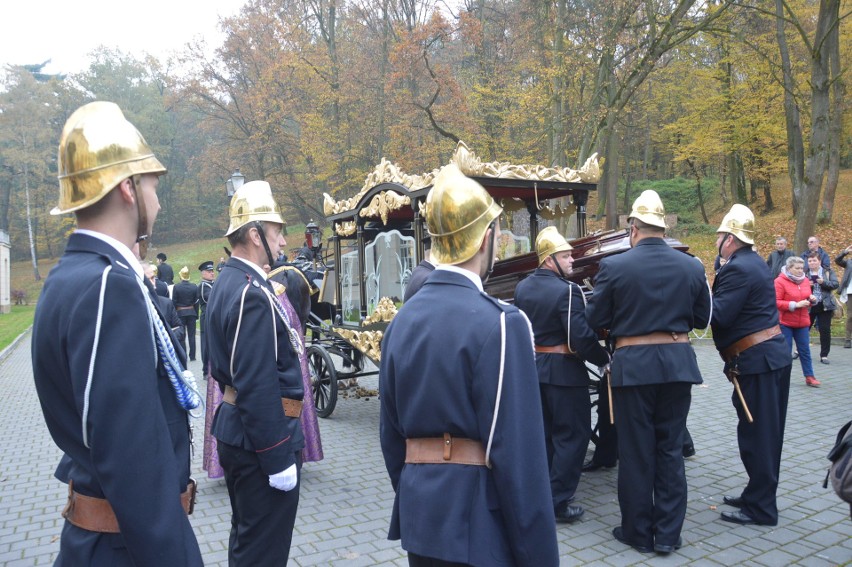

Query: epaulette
[480,291,517,313]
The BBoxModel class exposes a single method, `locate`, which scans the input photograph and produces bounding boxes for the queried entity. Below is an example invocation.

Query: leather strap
[176,306,195,311]
[62,479,196,533]
[405,434,487,466]
[223,385,303,418]
[615,332,690,349]
[534,344,575,355]
[721,325,782,363]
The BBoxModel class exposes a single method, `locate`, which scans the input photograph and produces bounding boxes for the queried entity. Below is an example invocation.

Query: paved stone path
[1,334,850,566]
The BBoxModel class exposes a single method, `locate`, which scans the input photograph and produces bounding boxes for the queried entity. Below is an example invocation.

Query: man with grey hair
[801,236,831,269]
[766,236,794,278]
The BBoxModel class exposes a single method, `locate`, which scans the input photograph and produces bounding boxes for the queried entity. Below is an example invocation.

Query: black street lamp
[225,168,245,198]
[305,220,322,254]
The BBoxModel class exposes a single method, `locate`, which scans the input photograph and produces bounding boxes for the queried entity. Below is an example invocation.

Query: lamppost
[304,220,322,269]
[225,168,245,198]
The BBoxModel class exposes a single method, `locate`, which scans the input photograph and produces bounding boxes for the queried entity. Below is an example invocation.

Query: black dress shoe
[723,495,744,507]
[612,527,653,554]
[582,460,616,472]
[721,510,759,525]
[654,537,682,554]
[555,505,584,523]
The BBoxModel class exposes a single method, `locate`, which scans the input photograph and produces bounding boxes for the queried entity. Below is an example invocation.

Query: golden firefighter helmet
[716,203,755,245]
[225,180,285,236]
[179,266,190,281]
[628,190,666,229]
[53,101,166,215]
[425,164,503,265]
[535,226,573,266]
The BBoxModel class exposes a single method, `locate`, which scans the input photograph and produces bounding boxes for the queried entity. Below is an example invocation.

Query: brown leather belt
[176,306,195,311]
[534,344,574,355]
[405,433,487,466]
[223,385,303,418]
[62,479,196,534]
[721,325,782,363]
[615,332,690,349]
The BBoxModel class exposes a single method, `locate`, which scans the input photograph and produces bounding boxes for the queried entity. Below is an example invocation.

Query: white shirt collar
[232,256,268,280]
[435,264,483,292]
[74,229,143,279]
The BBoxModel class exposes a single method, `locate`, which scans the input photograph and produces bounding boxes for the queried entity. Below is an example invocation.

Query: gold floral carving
[363,297,398,325]
[451,141,601,184]
[323,158,436,216]
[359,191,411,224]
[334,328,384,362]
[324,141,602,217]
[335,221,356,236]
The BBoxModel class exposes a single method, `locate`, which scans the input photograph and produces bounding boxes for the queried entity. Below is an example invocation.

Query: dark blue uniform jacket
[172,280,199,317]
[711,247,791,373]
[515,268,609,385]
[380,269,559,567]
[586,238,711,387]
[31,232,201,566]
[207,258,304,475]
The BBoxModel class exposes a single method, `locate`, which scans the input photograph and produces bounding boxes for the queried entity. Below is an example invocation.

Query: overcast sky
[0,0,247,76]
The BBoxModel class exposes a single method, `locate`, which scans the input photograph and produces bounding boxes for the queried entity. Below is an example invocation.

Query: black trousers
[733,365,791,525]
[178,314,197,360]
[590,375,618,466]
[540,383,590,508]
[218,441,301,566]
[613,382,692,549]
[199,310,208,370]
[809,304,834,358]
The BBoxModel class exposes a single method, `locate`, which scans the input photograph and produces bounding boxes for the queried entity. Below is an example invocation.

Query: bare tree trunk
[793,0,838,251]
[642,81,652,180]
[822,9,843,222]
[776,0,805,216]
[551,0,566,167]
[763,177,775,212]
[686,158,709,224]
[602,119,620,230]
[23,162,41,281]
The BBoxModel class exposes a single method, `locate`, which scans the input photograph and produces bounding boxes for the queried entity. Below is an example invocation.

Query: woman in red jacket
[775,256,820,387]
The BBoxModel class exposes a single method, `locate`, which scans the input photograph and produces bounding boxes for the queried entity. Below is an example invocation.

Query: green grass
[0,305,35,352]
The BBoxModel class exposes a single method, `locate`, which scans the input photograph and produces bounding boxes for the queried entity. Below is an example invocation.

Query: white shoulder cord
[260,285,303,356]
[485,311,507,469]
[690,277,714,340]
[230,284,251,379]
[81,266,113,449]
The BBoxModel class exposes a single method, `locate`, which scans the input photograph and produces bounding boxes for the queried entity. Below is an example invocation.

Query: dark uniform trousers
[218,442,302,565]
[613,382,691,546]
[733,367,790,525]
[590,374,618,466]
[540,383,590,506]
[711,247,792,526]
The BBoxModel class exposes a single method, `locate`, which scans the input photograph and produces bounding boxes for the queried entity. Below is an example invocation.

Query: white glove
[268,464,298,492]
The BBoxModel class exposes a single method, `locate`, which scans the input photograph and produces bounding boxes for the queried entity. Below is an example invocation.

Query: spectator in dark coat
[156,252,174,285]
[766,236,795,278]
